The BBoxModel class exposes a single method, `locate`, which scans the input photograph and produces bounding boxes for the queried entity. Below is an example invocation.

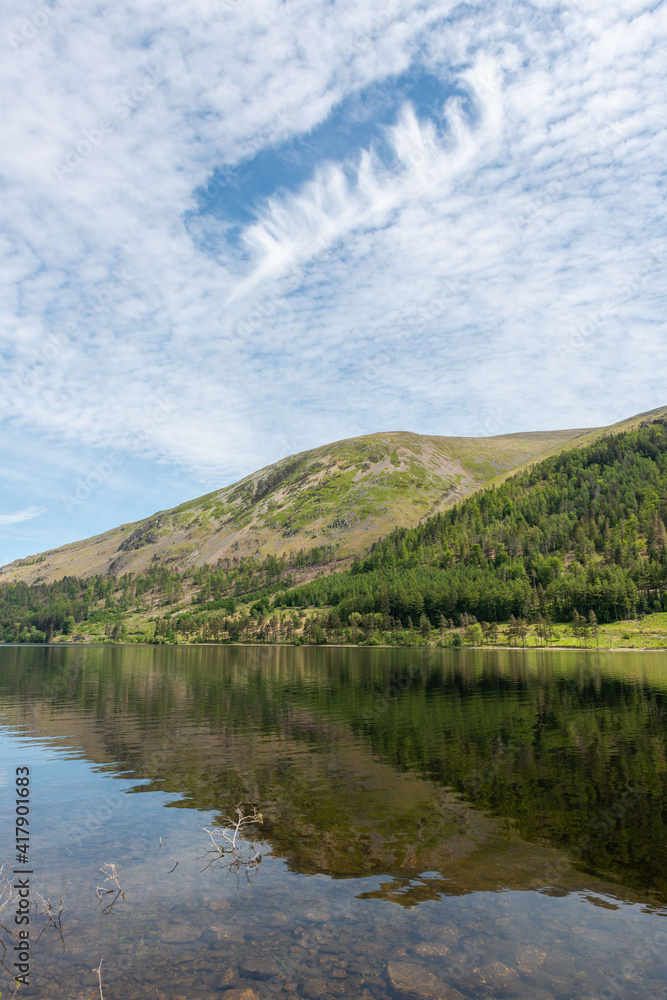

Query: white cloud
[0,506,47,527]
[0,0,666,562]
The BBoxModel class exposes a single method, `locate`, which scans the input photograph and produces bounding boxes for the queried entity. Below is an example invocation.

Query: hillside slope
[279,411,667,627]
[2,405,665,586]
[1,428,592,585]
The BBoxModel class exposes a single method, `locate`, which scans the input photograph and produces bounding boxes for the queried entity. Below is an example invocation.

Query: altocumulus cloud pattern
[1,0,666,562]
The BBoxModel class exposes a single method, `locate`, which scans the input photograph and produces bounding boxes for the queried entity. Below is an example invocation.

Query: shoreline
[4,641,667,652]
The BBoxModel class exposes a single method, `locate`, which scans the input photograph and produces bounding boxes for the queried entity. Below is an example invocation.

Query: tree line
[2,421,667,642]
[277,422,667,626]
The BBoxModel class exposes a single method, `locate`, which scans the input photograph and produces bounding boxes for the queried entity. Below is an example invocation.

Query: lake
[0,645,666,1000]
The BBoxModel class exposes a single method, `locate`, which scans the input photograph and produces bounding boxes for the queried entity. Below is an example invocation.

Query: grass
[47,601,667,650]
[3,426,619,587]
[474,614,667,650]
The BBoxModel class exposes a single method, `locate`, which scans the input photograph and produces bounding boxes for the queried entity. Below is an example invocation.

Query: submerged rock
[476,961,519,991]
[387,962,466,999]
[413,941,451,957]
[238,955,281,980]
[514,945,548,975]
[299,977,328,998]
[159,923,199,943]
[218,966,238,988]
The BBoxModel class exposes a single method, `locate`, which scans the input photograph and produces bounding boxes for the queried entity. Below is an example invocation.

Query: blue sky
[1,0,666,566]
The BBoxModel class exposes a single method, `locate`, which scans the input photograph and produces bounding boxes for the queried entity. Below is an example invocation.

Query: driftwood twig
[96,863,125,913]
[200,803,264,884]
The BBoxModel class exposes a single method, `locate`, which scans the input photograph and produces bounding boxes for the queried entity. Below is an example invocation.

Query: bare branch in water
[96,958,105,1000]
[0,863,15,916]
[204,802,263,852]
[200,803,264,885]
[96,863,125,914]
[36,881,69,925]
[0,863,19,971]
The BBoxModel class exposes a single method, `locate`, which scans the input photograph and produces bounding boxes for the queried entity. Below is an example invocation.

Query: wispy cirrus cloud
[0,506,46,527]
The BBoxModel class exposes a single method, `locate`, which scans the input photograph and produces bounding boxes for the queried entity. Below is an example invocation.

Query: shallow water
[0,645,666,999]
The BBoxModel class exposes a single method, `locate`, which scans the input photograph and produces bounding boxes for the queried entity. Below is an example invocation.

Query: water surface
[0,645,666,999]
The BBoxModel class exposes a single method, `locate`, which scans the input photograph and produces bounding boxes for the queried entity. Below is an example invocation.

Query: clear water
[0,645,666,999]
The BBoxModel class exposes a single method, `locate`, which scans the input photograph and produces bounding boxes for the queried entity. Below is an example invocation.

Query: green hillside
[0,427,593,586]
[276,416,667,635]
[2,410,667,647]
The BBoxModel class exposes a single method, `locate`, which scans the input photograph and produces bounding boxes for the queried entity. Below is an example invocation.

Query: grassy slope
[3,405,666,587]
[64,610,667,651]
[0,427,590,586]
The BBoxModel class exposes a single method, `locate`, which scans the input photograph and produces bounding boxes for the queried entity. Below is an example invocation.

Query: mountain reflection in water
[0,645,665,999]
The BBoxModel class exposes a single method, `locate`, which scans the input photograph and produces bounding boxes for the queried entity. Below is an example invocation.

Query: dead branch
[34,881,69,948]
[96,863,125,913]
[36,881,69,924]
[203,803,263,854]
[199,803,264,885]
[96,958,105,1000]
[0,863,14,916]
[96,863,123,898]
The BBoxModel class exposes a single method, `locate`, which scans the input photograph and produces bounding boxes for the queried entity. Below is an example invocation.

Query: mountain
[2,405,666,586]
[278,409,667,628]
[0,430,589,586]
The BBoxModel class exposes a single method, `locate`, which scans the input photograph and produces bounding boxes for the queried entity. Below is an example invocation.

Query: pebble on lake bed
[159,923,199,943]
[413,941,451,957]
[299,976,329,997]
[470,961,520,992]
[514,945,548,974]
[387,962,466,999]
[219,966,237,987]
[238,955,282,980]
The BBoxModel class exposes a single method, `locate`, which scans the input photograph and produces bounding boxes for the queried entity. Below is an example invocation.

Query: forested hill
[277,418,667,625]
[0,426,590,586]
[3,418,667,644]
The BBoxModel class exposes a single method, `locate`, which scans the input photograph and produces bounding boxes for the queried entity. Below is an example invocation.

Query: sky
[1,0,666,566]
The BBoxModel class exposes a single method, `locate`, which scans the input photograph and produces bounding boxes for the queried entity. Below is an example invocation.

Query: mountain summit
[3,406,666,586]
